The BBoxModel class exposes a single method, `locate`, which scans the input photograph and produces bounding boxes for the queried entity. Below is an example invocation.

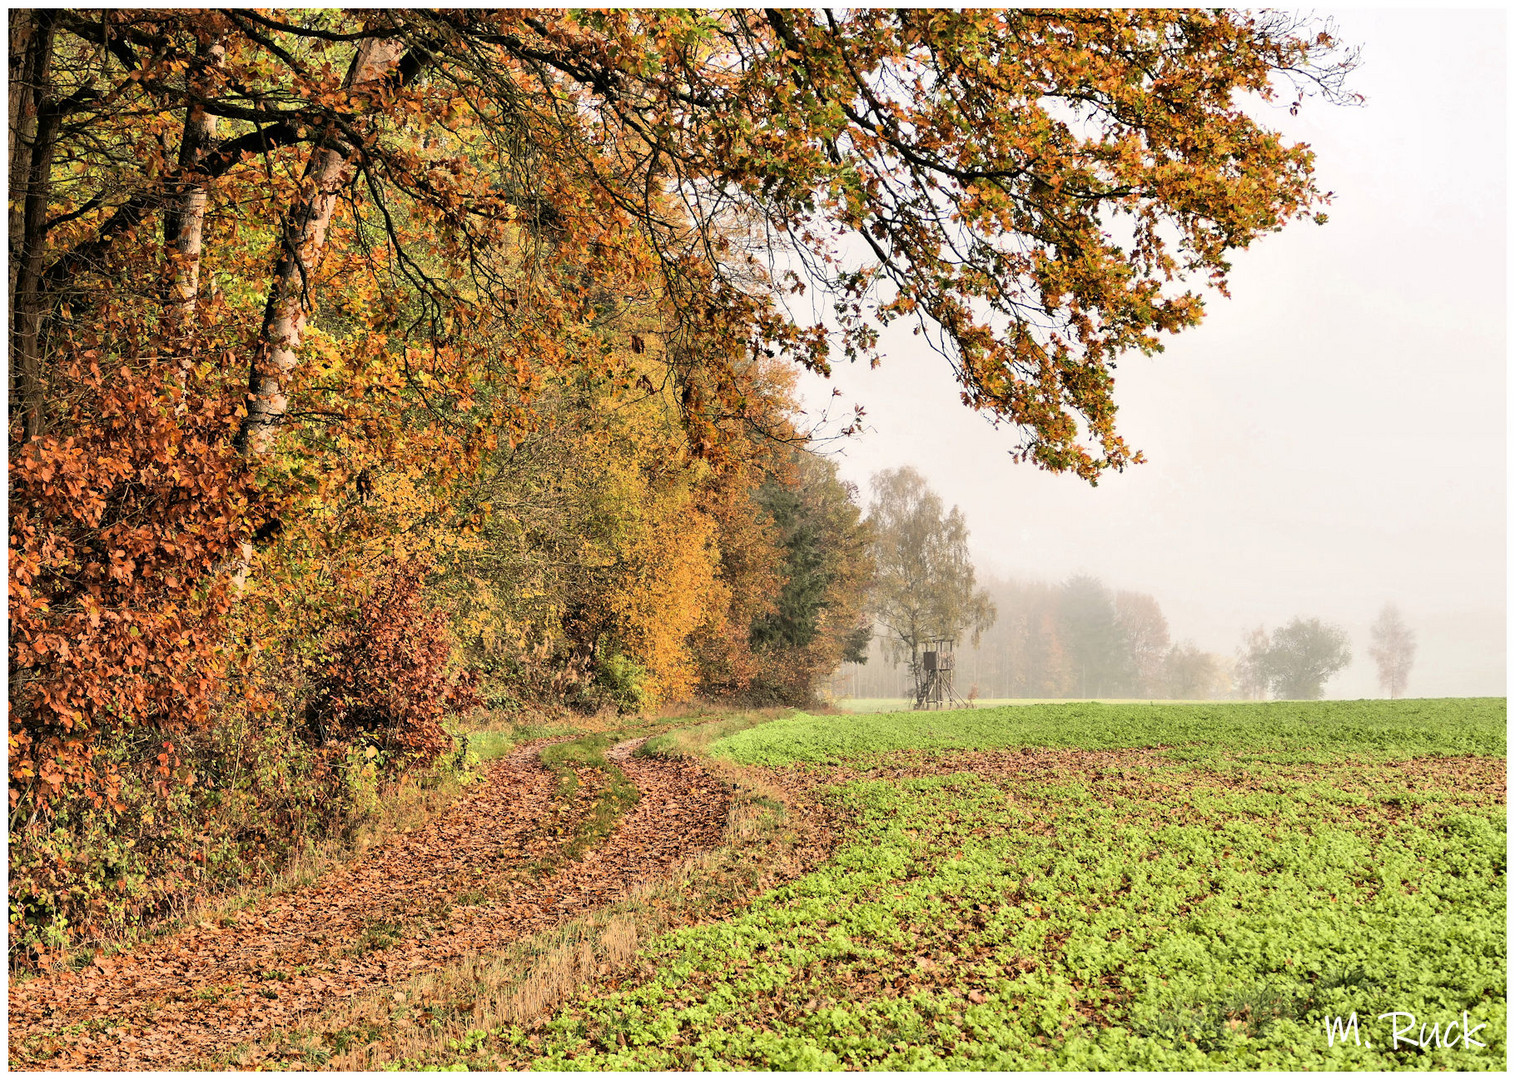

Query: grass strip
[638,707,793,761]
[533,734,640,872]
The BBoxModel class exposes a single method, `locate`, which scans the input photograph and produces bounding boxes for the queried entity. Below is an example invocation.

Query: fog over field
[798,9,1506,700]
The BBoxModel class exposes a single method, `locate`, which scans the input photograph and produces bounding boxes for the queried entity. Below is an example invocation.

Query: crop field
[724,699,1507,764]
[834,697,1189,714]
[444,699,1505,1070]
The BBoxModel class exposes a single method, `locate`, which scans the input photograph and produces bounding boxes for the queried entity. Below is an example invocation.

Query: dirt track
[7,739,730,1070]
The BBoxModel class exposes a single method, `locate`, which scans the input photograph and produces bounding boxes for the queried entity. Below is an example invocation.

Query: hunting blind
[914,637,968,710]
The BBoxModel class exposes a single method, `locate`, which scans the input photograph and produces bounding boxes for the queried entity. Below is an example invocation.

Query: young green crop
[709,699,1507,766]
[437,701,1506,1071]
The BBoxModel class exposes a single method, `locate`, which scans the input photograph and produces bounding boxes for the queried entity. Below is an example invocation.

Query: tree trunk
[9,10,36,307]
[226,34,405,591]
[234,35,406,456]
[163,34,226,335]
[10,10,57,442]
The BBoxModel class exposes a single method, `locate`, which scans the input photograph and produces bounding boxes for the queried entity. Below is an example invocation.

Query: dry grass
[212,750,835,1071]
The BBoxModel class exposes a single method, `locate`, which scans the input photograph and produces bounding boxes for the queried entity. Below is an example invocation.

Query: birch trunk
[163,36,226,334]
[235,36,406,456]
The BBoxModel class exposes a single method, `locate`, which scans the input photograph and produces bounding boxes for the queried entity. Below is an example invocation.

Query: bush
[594,651,649,713]
[8,710,343,967]
[307,556,479,765]
[8,553,484,967]
[8,344,266,814]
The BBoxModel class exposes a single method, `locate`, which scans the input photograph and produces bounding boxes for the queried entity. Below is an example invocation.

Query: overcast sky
[795,8,1507,699]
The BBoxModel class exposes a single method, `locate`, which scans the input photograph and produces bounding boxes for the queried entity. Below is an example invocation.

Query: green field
[450,700,1507,1070]
[834,697,1188,714]
[723,699,1507,764]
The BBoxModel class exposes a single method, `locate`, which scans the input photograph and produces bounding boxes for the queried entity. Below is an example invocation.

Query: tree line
[845,568,1235,702]
[845,576,1418,704]
[850,471,1418,704]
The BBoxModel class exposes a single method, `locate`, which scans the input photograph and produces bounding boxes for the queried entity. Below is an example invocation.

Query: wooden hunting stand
[913,637,968,710]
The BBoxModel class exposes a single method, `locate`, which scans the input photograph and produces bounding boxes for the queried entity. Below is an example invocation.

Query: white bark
[238,36,406,455]
[165,36,226,332]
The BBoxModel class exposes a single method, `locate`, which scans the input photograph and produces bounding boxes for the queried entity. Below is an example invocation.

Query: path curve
[8,737,730,1070]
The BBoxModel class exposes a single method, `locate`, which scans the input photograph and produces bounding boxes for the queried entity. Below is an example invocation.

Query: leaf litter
[7,736,730,1070]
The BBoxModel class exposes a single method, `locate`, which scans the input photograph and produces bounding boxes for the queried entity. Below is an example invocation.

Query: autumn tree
[10,8,1360,756]
[9,7,1356,956]
[440,362,730,713]
[14,10,1358,462]
[1368,603,1416,699]
[440,8,1355,482]
[1030,610,1075,699]
[867,467,994,699]
[1162,642,1227,700]
[1115,592,1172,698]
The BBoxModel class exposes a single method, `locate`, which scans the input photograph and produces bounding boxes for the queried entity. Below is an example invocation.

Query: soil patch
[779,746,1506,801]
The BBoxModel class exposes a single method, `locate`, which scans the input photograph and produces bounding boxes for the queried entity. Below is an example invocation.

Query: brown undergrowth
[9,715,536,983]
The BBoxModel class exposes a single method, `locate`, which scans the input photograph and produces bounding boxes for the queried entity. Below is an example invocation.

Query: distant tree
[867,467,995,700]
[1115,591,1171,698]
[1163,641,1223,700]
[1235,626,1273,700]
[1030,609,1075,698]
[964,576,1062,698]
[1058,575,1126,697]
[1368,603,1416,699]
[1260,617,1352,699]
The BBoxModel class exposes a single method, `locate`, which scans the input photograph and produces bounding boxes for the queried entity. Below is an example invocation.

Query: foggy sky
[795,9,1507,699]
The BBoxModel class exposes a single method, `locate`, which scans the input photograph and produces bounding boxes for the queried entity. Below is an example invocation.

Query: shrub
[594,651,649,713]
[9,342,265,815]
[307,557,479,765]
[8,709,344,967]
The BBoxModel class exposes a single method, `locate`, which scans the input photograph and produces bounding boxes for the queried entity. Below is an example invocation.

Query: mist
[799,9,1506,701]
